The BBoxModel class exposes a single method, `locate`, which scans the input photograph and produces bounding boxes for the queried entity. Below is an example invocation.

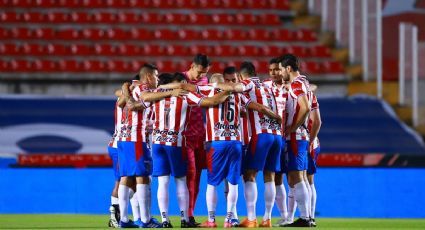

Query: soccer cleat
[310,218,317,227]
[272,218,290,227]
[259,219,272,227]
[230,219,240,227]
[239,218,258,228]
[283,218,312,227]
[223,221,232,228]
[200,220,217,228]
[161,221,173,228]
[140,218,162,228]
[134,219,143,227]
[119,220,139,228]
[108,218,119,228]
[189,216,201,226]
[181,219,199,228]
[112,204,121,222]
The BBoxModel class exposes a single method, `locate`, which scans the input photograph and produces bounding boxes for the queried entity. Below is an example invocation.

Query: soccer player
[263,58,291,227]
[181,54,210,226]
[118,64,161,228]
[306,88,322,227]
[142,72,231,228]
[223,66,238,83]
[215,62,283,228]
[278,54,312,227]
[107,88,126,228]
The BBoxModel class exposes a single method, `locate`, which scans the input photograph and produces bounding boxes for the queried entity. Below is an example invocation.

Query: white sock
[136,184,150,223]
[118,184,130,223]
[305,180,312,218]
[275,184,288,220]
[147,182,152,220]
[157,176,170,222]
[111,196,119,205]
[226,182,238,221]
[310,184,317,219]
[263,182,276,220]
[288,187,297,222]
[244,181,257,221]
[130,191,140,221]
[175,177,189,221]
[206,184,217,222]
[294,181,309,219]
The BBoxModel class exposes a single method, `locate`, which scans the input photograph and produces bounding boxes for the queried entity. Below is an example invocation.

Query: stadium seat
[117,44,141,56]
[82,60,105,72]
[47,44,69,56]
[10,60,32,72]
[58,60,81,72]
[57,0,80,8]
[106,28,128,40]
[57,29,79,40]
[34,28,55,40]
[303,62,322,74]
[188,13,210,25]
[107,60,130,72]
[33,60,57,72]
[0,43,20,55]
[94,44,116,56]
[82,28,105,40]
[0,28,11,39]
[10,28,33,39]
[22,43,46,56]
[117,12,140,24]
[0,60,10,71]
[323,61,345,73]
[81,0,108,8]
[154,29,176,40]
[129,28,153,40]
[0,12,21,23]
[141,44,165,56]
[93,12,117,24]
[70,44,93,56]
[46,12,71,23]
[70,12,92,23]
[311,45,332,57]
[165,45,188,56]
[22,12,46,23]
[177,30,200,40]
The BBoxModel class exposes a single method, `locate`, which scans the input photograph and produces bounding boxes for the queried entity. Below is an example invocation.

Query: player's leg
[224,141,242,227]
[285,140,311,227]
[152,144,172,228]
[185,136,198,222]
[129,184,140,225]
[107,146,120,227]
[307,145,320,227]
[274,139,289,226]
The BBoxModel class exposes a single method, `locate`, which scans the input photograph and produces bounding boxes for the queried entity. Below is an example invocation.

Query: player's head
[223,66,238,83]
[239,61,256,79]
[173,72,187,83]
[189,53,211,81]
[157,73,174,86]
[209,73,224,83]
[269,57,282,83]
[139,63,159,88]
[278,54,299,81]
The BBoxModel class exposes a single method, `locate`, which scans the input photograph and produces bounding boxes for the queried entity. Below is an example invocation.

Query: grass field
[1,215,425,229]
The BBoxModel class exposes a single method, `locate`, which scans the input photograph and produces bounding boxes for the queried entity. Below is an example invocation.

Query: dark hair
[269,57,279,65]
[140,63,158,77]
[132,74,140,81]
[193,54,211,68]
[239,61,256,76]
[157,73,174,86]
[223,66,237,75]
[173,72,186,82]
[278,54,299,71]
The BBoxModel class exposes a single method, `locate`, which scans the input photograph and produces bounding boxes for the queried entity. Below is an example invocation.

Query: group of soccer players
[107,53,322,228]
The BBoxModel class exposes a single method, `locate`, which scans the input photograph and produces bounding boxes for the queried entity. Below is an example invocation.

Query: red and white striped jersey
[199,86,251,142]
[239,110,250,145]
[108,98,123,148]
[118,84,150,142]
[263,80,288,133]
[151,90,204,147]
[240,77,282,136]
[308,93,320,149]
[286,75,312,141]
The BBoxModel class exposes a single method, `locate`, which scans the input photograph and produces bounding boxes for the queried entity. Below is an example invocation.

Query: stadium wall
[0,168,424,218]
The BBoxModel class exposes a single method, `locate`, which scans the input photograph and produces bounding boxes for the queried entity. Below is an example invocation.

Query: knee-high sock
[263,182,276,220]
[175,177,189,221]
[305,180,312,218]
[310,184,317,219]
[275,184,288,220]
[294,181,309,219]
[206,184,218,222]
[226,183,238,221]
[111,196,119,205]
[147,179,152,220]
[136,184,149,223]
[118,184,130,223]
[287,187,297,222]
[129,189,140,221]
[157,176,170,222]
[244,181,257,221]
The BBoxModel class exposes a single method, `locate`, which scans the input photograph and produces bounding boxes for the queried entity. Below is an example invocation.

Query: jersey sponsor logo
[153,129,179,143]
[213,122,240,138]
[259,117,281,130]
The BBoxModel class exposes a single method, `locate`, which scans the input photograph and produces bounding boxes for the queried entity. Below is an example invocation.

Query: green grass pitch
[0,215,424,229]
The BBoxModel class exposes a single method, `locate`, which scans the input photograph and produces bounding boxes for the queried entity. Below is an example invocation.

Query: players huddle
[107,53,322,228]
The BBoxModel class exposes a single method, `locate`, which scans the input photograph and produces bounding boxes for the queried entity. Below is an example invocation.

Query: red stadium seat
[259,14,281,25]
[188,13,210,25]
[34,0,58,8]
[70,44,93,55]
[58,60,81,72]
[46,44,69,56]
[323,61,345,73]
[0,43,20,55]
[141,44,165,56]
[93,12,117,24]
[0,28,11,39]
[310,45,332,57]
[129,28,152,40]
[107,60,131,72]
[82,28,105,40]
[6,0,33,7]
[34,28,55,40]
[22,43,46,56]
[10,60,32,72]
[201,29,224,40]
[22,12,46,23]
[57,0,80,8]
[302,62,322,74]
[154,29,176,40]
[0,60,10,72]
[117,12,140,24]
[0,12,22,23]
[177,29,200,40]
[141,13,162,24]
[106,28,128,40]
[247,29,271,41]
[82,60,105,72]
[57,29,79,40]
[165,45,188,56]
[70,12,92,23]
[81,0,108,8]
[117,44,141,56]
[297,29,317,41]
[33,60,57,72]
[46,12,71,23]
[94,44,116,56]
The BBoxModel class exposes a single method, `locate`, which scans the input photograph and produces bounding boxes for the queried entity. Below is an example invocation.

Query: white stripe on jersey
[108,98,123,148]
[118,84,149,142]
[152,91,203,147]
[200,86,250,142]
[240,77,282,136]
[286,75,311,141]
[264,80,288,133]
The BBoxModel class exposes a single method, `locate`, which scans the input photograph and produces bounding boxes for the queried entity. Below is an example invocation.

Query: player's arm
[115,89,126,108]
[158,82,197,92]
[246,101,282,124]
[287,95,310,134]
[214,82,246,93]
[121,82,146,111]
[309,108,321,142]
[199,91,231,107]
[140,89,188,102]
